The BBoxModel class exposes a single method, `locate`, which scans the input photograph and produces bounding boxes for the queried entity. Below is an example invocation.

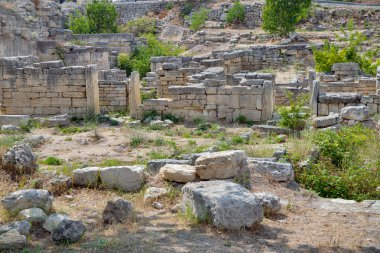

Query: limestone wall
[139,82,274,123]
[98,69,128,113]
[0,58,99,116]
[115,1,170,24]
[0,0,63,57]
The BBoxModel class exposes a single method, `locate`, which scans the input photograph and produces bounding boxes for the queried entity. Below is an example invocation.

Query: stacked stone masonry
[98,69,128,113]
[0,57,100,116]
[311,63,380,116]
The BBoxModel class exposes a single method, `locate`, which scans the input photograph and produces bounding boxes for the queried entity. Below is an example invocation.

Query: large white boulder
[100,166,144,192]
[160,164,196,183]
[72,167,100,187]
[1,189,53,214]
[182,181,263,230]
[19,208,47,224]
[248,159,294,182]
[194,150,247,179]
[43,214,69,233]
[340,105,369,121]
[2,144,37,178]
[0,229,27,251]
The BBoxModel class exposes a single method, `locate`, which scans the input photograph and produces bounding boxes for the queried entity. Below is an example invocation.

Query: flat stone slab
[1,189,53,214]
[0,115,30,126]
[312,113,340,128]
[160,164,196,183]
[182,181,263,230]
[319,92,360,103]
[252,125,290,135]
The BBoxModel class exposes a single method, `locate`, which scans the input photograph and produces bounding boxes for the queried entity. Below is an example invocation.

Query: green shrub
[163,113,184,124]
[181,2,194,17]
[231,135,245,145]
[69,0,117,34]
[277,93,310,130]
[117,34,183,78]
[142,110,159,122]
[41,156,63,166]
[119,17,157,37]
[141,90,157,102]
[262,0,312,36]
[68,11,90,34]
[130,134,144,147]
[295,125,380,201]
[188,8,209,31]
[226,1,246,25]
[313,32,380,76]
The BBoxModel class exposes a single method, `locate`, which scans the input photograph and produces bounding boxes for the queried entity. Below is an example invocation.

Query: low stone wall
[310,63,379,116]
[219,45,313,74]
[139,82,274,122]
[0,58,99,116]
[115,1,170,24]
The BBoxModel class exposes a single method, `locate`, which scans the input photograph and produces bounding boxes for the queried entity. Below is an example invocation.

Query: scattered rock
[160,164,196,183]
[42,114,70,127]
[103,197,133,224]
[72,167,100,187]
[273,148,286,158]
[312,113,341,128]
[182,181,263,230]
[144,187,169,203]
[1,144,37,178]
[19,208,47,224]
[252,193,281,215]
[194,150,247,180]
[152,202,164,210]
[100,166,144,192]
[48,175,72,195]
[0,229,27,251]
[22,135,47,147]
[248,160,294,182]
[146,159,192,175]
[126,120,141,127]
[43,214,69,233]
[1,189,53,214]
[0,221,31,236]
[1,125,20,132]
[0,115,30,127]
[252,125,290,135]
[52,219,86,244]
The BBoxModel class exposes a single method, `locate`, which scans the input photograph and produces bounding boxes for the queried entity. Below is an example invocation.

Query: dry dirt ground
[0,124,379,253]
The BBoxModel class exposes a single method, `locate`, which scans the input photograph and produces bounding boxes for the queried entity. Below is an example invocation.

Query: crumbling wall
[0,57,99,116]
[310,64,379,116]
[0,0,63,57]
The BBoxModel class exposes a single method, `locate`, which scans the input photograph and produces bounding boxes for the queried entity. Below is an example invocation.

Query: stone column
[129,71,141,118]
[310,80,320,116]
[376,66,380,96]
[308,69,316,90]
[261,81,274,121]
[85,64,100,116]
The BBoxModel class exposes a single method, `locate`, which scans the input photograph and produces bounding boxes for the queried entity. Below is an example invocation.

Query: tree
[262,0,311,36]
[86,0,118,34]
[226,1,246,25]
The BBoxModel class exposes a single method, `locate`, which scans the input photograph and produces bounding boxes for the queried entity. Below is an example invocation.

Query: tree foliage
[262,0,311,36]
[69,0,118,34]
[226,1,246,25]
[313,32,380,76]
[117,34,183,78]
[188,8,209,31]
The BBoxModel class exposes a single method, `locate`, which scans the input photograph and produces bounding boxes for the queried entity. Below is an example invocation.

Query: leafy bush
[295,125,380,201]
[262,0,312,36]
[188,8,209,31]
[41,156,63,166]
[69,11,90,34]
[141,90,157,102]
[119,17,157,37]
[117,34,183,77]
[130,134,144,147]
[163,113,184,124]
[226,1,246,25]
[181,2,195,17]
[313,32,380,76]
[69,0,117,34]
[277,93,310,130]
